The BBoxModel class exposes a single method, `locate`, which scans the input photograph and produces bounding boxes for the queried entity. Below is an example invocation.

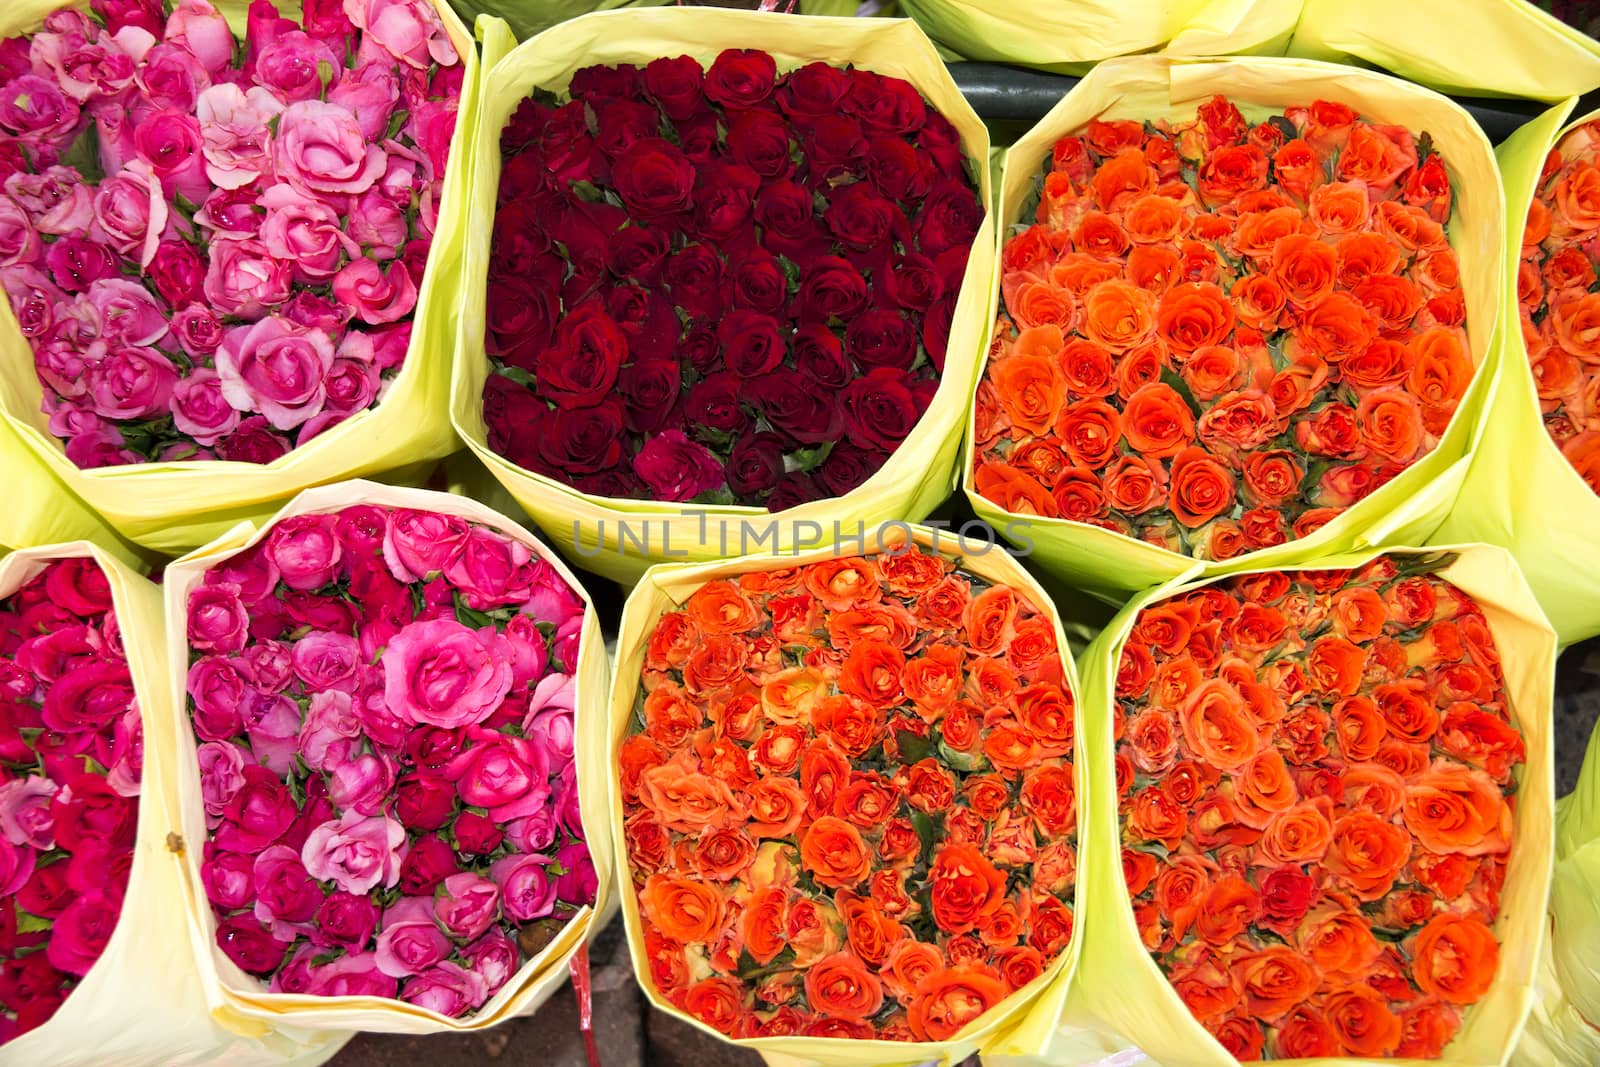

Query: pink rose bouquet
[180,492,599,1020]
[0,0,462,468]
[0,555,141,1045]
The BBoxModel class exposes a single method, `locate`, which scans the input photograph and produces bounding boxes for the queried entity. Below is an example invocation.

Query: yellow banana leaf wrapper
[0,544,347,1067]
[1284,0,1600,101]
[1509,717,1600,1066]
[1053,542,1555,1067]
[601,523,1084,1067]
[2,415,127,556]
[1430,99,1600,647]
[896,0,1300,75]
[0,0,479,555]
[161,482,615,1037]
[451,9,996,586]
[964,54,1506,606]
[442,0,663,44]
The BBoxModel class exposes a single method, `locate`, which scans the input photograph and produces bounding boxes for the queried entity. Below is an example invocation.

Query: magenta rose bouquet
[0,554,142,1045]
[172,485,608,1027]
[0,0,462,469]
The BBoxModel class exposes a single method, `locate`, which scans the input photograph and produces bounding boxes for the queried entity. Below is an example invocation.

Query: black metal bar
[945,60,1597,145]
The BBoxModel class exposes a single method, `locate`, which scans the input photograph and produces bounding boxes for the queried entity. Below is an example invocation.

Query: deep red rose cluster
[0,557,142,1045]
[481,49,983,510]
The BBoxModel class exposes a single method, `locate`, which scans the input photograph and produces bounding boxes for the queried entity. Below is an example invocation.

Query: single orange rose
[640,874,727,945]
[803,951,884,1023]
[744,775,806,840]
[1407,325,1475,418]
[1307,634,1367,697]
[929,842,1007,935]
[640,760,743,834]
[1378,199,1448,252]
[1553,291,1600,363]
[646,610,701,672]
[1331,695,1388,763]
[1179,679,1261,770]
[1020,762,1077,836]
[768,592,822,645]
[683,976,747,1034]
[1235,205,1308,261]
[1330,585,1388,643]
[974,461,1059,518]
[901,644,964,721]
[800,737,851,820]
[1297,902,1382,978]
[1005,275,1078,333]
[1437,704,1526,781]
[738,886,790,966]
[759,666,827,725]
[991,351,1066,437]
[1322,985,1403,1057]
[1412,912,1500,1005]
[1344,764,1406,818]
[1015,682,1075,750]
[1402,763,1512,856]
[682,634,750,697]
[801,557,881,613]
[1240,450,1304,508]
[1127,785,1188,850]
[799,816,872,891]
[1235,945,1319,1023]
[965,583,1020,656]
[1233,749,1299,827]
[1114,339,1169,400]
[686,580,761,637]
[1049,253,1121,295]
[1169,952,1242,1021]
[1127,244,1182,292]
[1007,440,1068,485]
[904,757,957,813]
[1273,1004,1341,1058]
[1259,798,1334,865]
[1121,382,1197,459]
[1397,1001,1461,1058]
[882,938,946,1003]
[1323,810,1411,901]
[1293,291,1377,363]
[825,602,918,653]
[1074,210,1131,259]
[1273,138,1322,203]
[1355,387,1425,462]
[1127,708,1180,774]
[1123,192,1186,243]
[1198,142,1269,206]
[694,824,758,883]
[1272,233,1338,309]
[1157,282,1236,355]
[1308,180,1371,234]
[1554,160,1600,234]
[1057,338,1119,397]
[1182,344,1244,401]
[1336,230,1403,287]
[1083,278,1157,353]
[1354,272,1425,331]
[1054,398,1124,468]
[835,639,906,711]
[907,965,1009,1041]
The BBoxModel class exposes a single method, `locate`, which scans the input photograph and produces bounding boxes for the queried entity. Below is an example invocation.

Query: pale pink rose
[307,951,398,998]
[347,189,408,260]
[433,872,499,941]
[165,0,237,76]
[89,346,179,420]
[327,64,398,142]
[171,367,240,444]
[301,810,406,895]
[205,238,293,319]
[298,689,361,772]
[254,31,341,105]
[382,508,467,581]
[460,929,518,997]
[274,100,385,197]
[133,107,209,203]
[196,738,246,816]
[216,315,335,429]
[490,853,556,923]
[106,704,144,798]
[196,83,283,191]
[29,32,136,104]
[382,618,513,729]
[0,195,40,267]
[0,74,81,145]
[504,809,557,854]
[292,630,361,692]
[135,41,211,113]
[523,675,575,764]
[37,338,96,400]
[328,749,395,816]
[194,186,265,239]
[332,257,417,325]
[259,184,357,281]
[108,24,159,66]
[90,161,167,268]
[88,278,169,347]
[0,776,58,850]
[5,166,92,236]
[399,961,488,1017]
[345,0,460,70]
[374,896,450,979]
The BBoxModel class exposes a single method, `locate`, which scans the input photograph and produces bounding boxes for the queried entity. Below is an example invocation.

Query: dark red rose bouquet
[481,48,983,510]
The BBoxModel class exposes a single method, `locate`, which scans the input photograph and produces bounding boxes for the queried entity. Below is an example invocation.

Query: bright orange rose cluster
[1519,119,1600,494]
[1113,558,1523,1060]
[618,548,1078,1041]
[975,97,1472,559]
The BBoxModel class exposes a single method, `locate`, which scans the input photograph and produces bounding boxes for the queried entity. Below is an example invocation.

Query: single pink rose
[399,961,488,1018]
[165,0,237,76]
[346,0,460,70]
[95,106,139,177]
[503,808,558,855]
[369,321,412,372]
[88,278,169,347]
[65,423,140,469]
[555,840,596,906]
[196,738,246,815]
[259,185,357,282]
[243,690,302,778]
[252,844,321,930]
[555,773,584,840]
[172,368,241,445]
[33,33,138,105]
[203,238,293,319]
[501,615,548,690]
[445,727,549,823]
[0,777,57,850]
[133,107,209,203]
[314,891,380,949]
[274,99,385,197]
[525,560,584,627]
[375,895,451,978]
[216,315,336,430]
[523,675,575,763]
[308,951,399,998]
[409,99,457,181]
[382,508,468,582]
[460,928,519,997]
[489,852,556,923]
[202,850,254,910]
[347,188,408,260]
[188,655,250,740]
[214,416,291,464]
[46,890,119,976]
[322,357,380,415]
[5,166,92,236]
[297,689,361,772]
[291,630,360,693]
[434,872,500,942]
[196,82,282,191]
[553,615,582,675]
[195,186,265,239]
[264,513,342,592]
[327,64,398,142]
[301,810,406,895]
[88,346,179,421]
[0,194,40,267]
[443,527,534,611]
[382,619,513,729]
[106,706,144,799]
[332,256,418,325]
[90,161,167,267]
[0,74,81,144]
[328,749,395,815]
[254,30,341,105]
[149,240,207,308]
[136,41,211,113]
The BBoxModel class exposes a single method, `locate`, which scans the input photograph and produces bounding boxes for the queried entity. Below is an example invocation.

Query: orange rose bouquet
[606,533,1082,1061]
[977,96,1468,558]
[1067,544,1554,1067]
[964,56,1502,602]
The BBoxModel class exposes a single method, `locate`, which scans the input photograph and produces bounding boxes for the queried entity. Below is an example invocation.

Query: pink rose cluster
[0,0,461,468]
[0,557,143,1045]
[187,505,595,1019]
